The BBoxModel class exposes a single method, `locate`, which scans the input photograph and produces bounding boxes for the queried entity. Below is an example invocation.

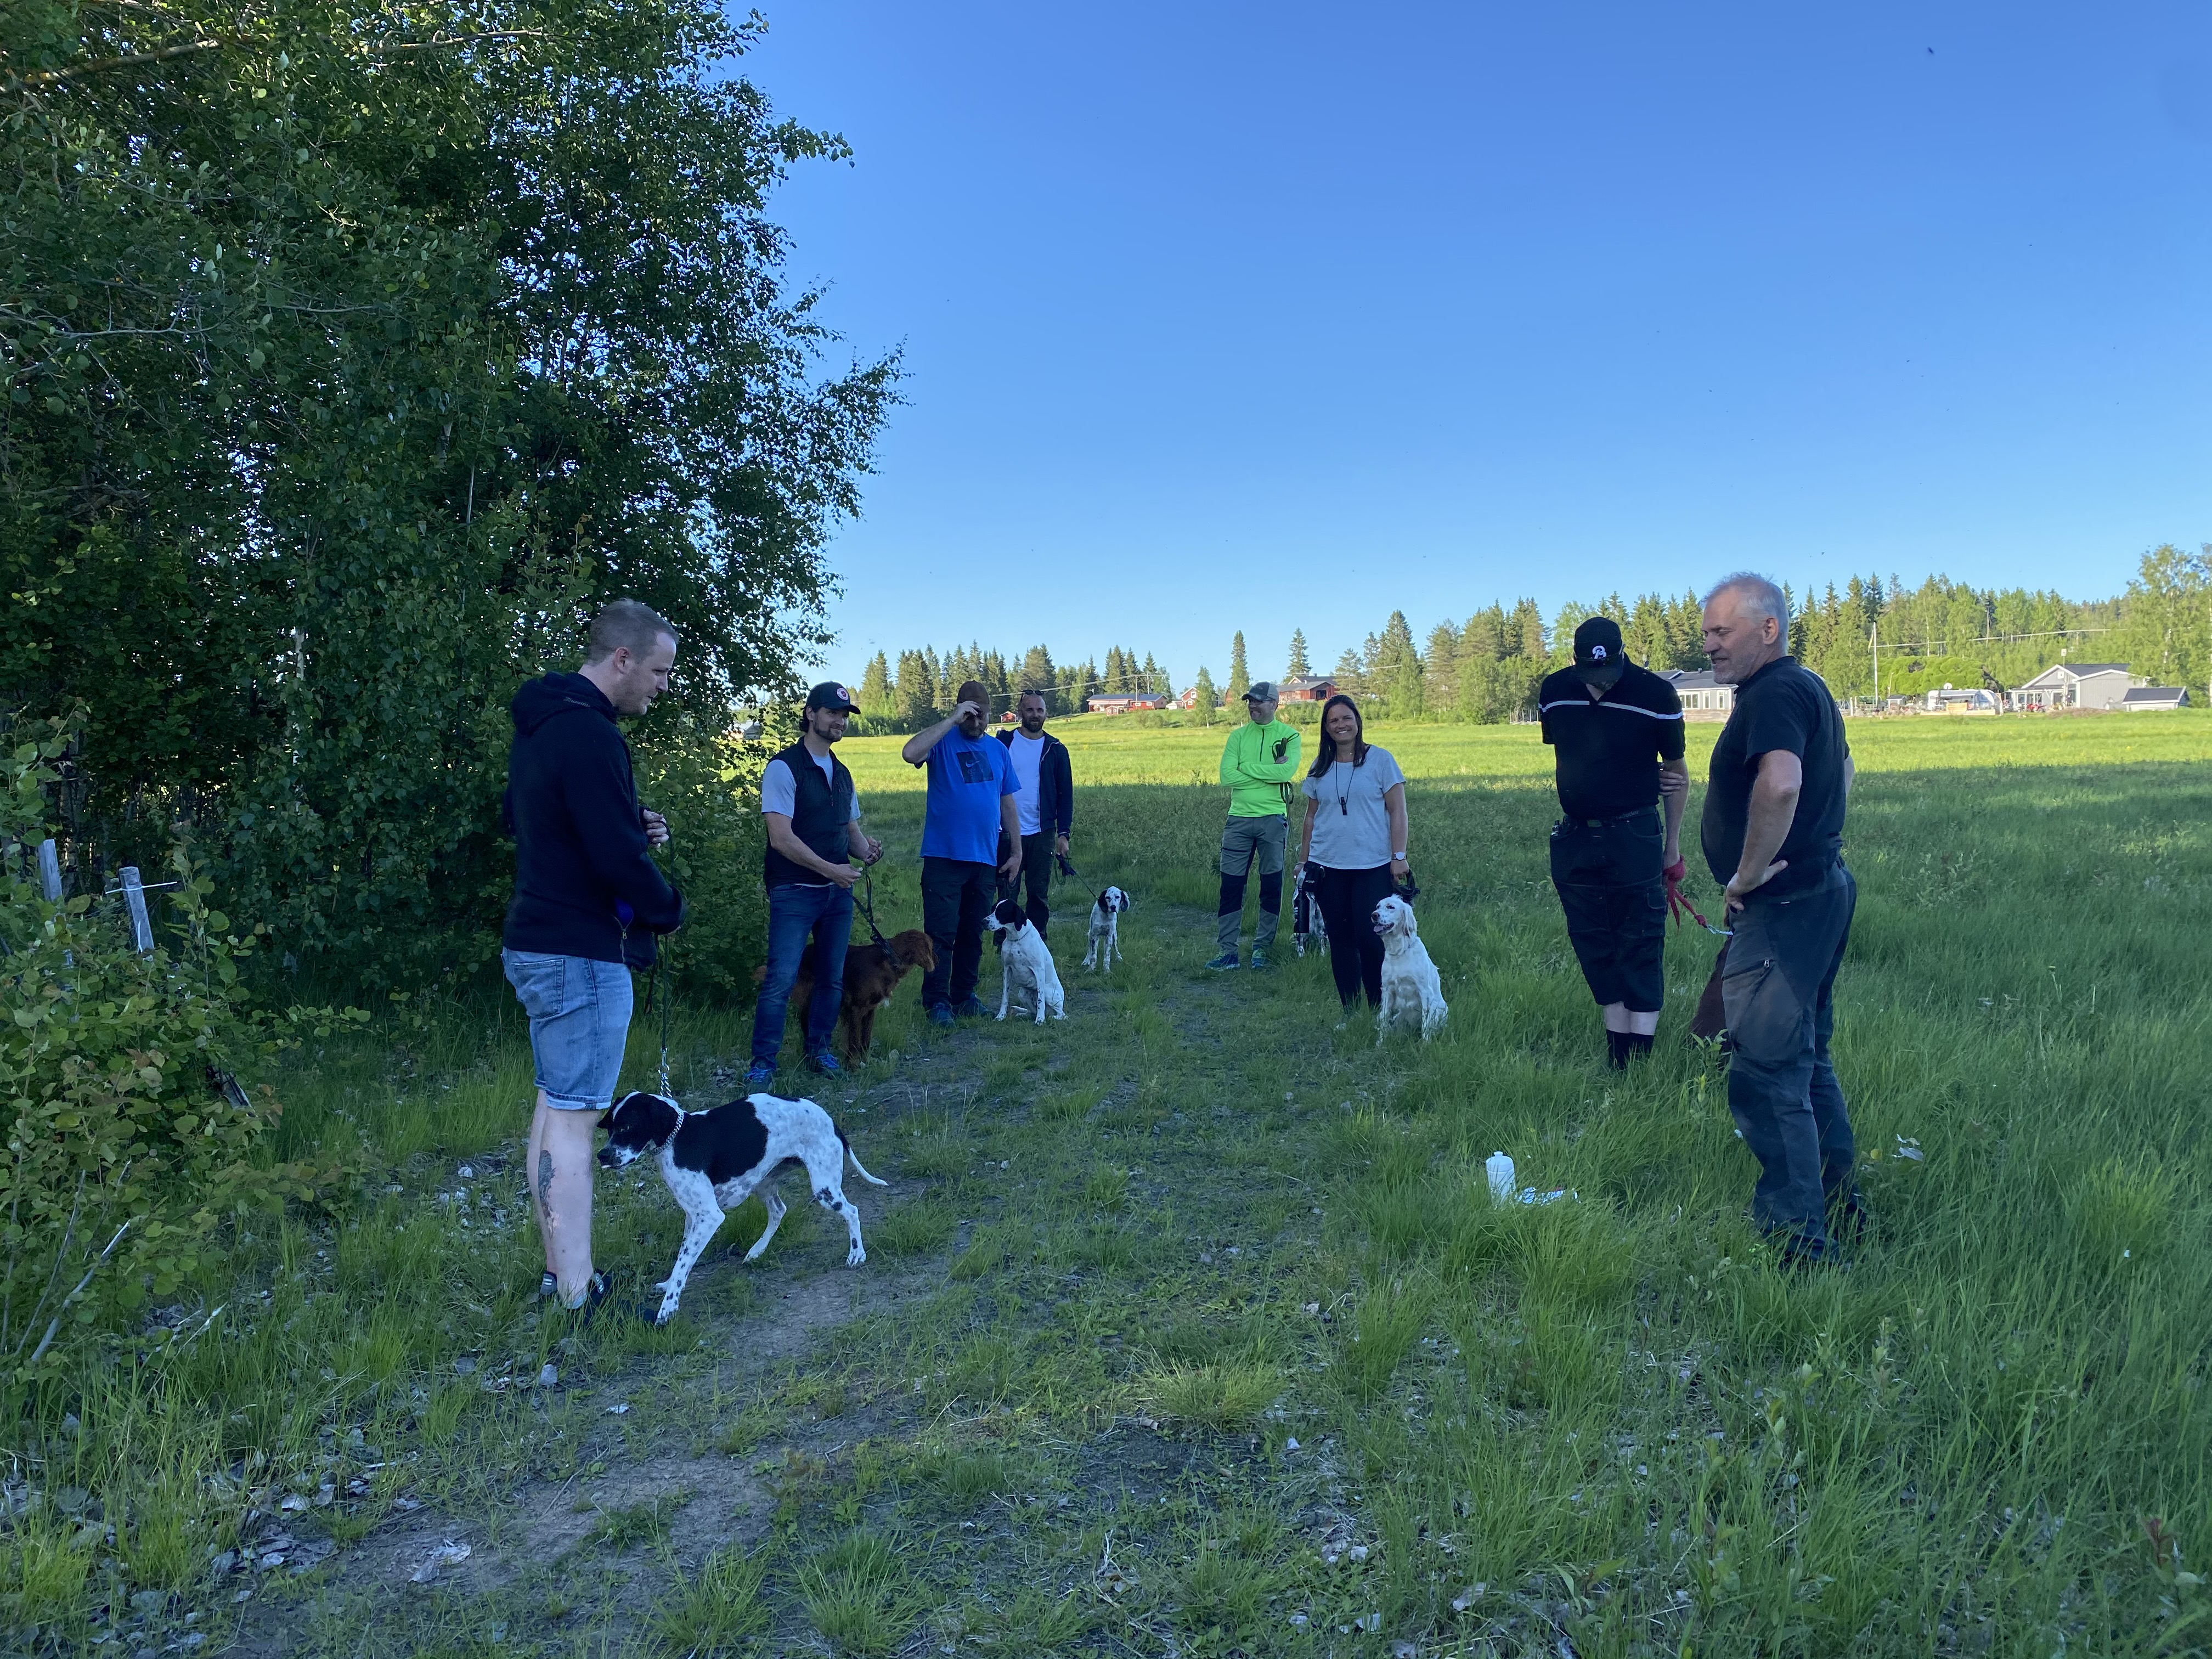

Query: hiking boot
[806,1052,844,1077]
[743,1060,776,1086]
[1249,947,1272,970]
[926,1003,954,1028]
[953,996,991,1020]
[1206,951,1240,972]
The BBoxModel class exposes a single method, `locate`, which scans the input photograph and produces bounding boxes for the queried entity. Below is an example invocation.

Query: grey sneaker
[1206,951,1240,971]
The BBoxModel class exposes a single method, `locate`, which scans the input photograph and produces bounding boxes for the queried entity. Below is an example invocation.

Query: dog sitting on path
[757,928,935,1063]
[1371,894,1448,1043]
[597,1090,887,1325]
[1081,887,1132,972]
[988,899,1066,1023]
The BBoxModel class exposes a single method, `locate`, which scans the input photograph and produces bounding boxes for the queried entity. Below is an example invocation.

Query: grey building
[2010,662,2135,712]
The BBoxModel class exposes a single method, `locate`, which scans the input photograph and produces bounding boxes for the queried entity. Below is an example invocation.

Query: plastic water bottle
[1485,1152,1515,1204]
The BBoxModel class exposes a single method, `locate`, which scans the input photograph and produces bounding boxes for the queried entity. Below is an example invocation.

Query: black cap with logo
[805,682,859,713]
[1571,617,1627,686]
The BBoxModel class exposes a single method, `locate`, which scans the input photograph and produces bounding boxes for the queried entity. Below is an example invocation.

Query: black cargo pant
[1548,808,1667,1012]
[920,856,996,1011]
[1722,861,1857,1252]
[997,830,1054,937]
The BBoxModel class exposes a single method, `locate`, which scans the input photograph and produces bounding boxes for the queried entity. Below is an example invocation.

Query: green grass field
[10,712,2212,1657]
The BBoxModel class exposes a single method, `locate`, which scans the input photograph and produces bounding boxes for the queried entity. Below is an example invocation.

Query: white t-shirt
[761,752,860,821]
[1006,731,1046,835]
[1300,747,1407,870]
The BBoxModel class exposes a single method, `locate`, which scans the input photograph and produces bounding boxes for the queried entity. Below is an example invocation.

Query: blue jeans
[1722,864,1857,1250]
[501,951,635,1110]
[749,883,855,1064]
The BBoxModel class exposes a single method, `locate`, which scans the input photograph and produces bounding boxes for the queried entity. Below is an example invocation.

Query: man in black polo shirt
[746,682,883,1082]
[1700,573,1860,1265]
[1539,617,1688,1067]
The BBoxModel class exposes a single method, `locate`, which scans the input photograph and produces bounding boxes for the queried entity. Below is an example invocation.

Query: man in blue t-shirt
[901,678,1022,1024]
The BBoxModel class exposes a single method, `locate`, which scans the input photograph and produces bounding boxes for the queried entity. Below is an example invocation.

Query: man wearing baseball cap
[1537,617,1688,1066]
[746,681,882,1081]
[1208,681,1302,970]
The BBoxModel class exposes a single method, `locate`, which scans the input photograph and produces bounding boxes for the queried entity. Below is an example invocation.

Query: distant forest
[848,547,2208,727]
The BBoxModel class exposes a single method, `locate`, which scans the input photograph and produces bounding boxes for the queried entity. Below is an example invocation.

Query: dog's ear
[596,1110,613,1131]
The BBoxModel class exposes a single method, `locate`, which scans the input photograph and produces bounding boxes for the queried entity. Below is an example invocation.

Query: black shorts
[1548,810,1667,1013]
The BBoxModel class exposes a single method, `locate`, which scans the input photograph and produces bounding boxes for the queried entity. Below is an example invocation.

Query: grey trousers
[1217,815,1288,954]
[1722,862,1857,1251]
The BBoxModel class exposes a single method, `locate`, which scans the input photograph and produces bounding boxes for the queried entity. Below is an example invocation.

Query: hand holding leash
[1663,857,1734,936]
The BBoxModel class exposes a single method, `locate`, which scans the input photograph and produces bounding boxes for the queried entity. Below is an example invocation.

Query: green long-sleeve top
[1219,719,1304,817]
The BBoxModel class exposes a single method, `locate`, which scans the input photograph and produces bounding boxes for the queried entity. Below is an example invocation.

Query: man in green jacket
[1208,682,1304,970]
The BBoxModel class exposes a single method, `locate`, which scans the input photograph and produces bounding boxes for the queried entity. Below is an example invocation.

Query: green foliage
[632,720,769,1001]
[1,0,895,984]
[0,716,346,1378]
[1189,665,1218,724]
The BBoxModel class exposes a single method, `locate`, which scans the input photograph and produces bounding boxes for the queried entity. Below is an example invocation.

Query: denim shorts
[501,950,634,1111]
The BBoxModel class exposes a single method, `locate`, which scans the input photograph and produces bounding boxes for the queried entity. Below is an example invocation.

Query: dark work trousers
[1311,864,1395,1009]
[921,856,997,1010]
[748,883,854,1064]
[1217,815,1288,956]
[997,830,1054,937]
[1722,862,1858,1253]
[1548,809,1668,1012]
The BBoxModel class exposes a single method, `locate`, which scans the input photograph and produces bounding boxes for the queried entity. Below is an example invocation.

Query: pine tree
[1190,665,1218,724]
[1369,612,1420,717]
[1333,646,1364,699]
[1143,652,1172,701]
[857,651,893,720]
[1286,628,1311,679]
[1227,632,1250,704]
[1018,645,1056,711]
[896,650,938,724]
[1424,621,1460,717]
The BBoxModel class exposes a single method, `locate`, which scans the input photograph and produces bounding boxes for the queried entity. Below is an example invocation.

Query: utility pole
[1870,622,1878,712]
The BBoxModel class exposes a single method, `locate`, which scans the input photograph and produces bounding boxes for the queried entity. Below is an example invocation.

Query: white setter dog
[1372,894,1447,1043]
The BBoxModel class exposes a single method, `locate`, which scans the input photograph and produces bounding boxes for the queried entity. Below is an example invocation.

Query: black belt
[1559,807,1658,830]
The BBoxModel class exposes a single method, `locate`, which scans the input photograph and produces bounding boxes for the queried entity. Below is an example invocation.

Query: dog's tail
[837,1127,889,1186]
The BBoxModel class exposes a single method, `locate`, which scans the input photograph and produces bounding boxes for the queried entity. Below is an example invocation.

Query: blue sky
[744,2,2212,689]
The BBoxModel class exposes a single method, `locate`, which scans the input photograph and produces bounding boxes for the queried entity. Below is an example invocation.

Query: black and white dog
[987,898,1066,1022]
[1292,863,1328,958]
[1081,886,1132,972]
[597,1090,887,1324]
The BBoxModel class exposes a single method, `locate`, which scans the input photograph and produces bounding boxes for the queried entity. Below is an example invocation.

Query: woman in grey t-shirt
[1296,695,1409,1011]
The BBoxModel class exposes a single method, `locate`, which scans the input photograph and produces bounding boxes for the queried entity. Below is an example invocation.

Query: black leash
[856,864,890,947]
[654,936,674,1096]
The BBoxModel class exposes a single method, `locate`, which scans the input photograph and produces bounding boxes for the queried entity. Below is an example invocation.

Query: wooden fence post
[119,866,154,955]
[37,839,61,902]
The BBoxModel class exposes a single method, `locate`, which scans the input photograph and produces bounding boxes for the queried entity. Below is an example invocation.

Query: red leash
[1663,859,1732,936]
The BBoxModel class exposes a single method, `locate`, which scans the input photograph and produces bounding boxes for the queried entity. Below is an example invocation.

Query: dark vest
[763,743,855,888]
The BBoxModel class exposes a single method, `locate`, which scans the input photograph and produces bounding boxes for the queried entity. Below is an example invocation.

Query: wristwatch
[1392,850,1408,861]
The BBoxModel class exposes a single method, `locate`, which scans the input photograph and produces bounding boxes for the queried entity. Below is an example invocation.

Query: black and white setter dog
[597,1090,887,1324]
[1081,886,1132,972]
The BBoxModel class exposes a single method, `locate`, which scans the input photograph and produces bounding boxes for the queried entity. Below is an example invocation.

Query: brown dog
[756,929,936,1062]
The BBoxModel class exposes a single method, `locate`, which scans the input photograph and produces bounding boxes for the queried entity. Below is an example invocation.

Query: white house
[2010,662,2135,712]
[2120,686,2190,712]
[1661,669,1734,719]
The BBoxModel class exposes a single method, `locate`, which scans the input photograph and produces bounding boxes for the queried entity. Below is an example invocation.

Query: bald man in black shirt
[1538,617,1689,1068]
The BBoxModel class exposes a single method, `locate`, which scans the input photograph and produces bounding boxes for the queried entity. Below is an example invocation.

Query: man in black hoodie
[503,599,686,1312]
